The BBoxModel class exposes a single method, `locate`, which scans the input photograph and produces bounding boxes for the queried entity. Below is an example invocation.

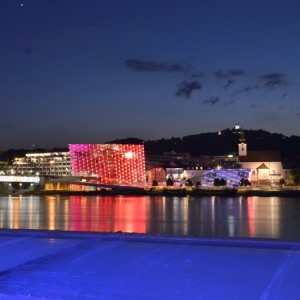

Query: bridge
[51,177,145,190]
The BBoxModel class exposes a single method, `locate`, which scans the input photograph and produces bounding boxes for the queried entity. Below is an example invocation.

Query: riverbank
[4,187,300,197]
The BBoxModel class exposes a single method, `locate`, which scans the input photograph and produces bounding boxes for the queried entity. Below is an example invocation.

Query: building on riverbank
[69,144,146,184]
[11,152,71,177]
[239,151,283,185]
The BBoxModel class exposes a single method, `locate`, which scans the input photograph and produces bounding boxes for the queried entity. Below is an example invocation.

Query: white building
[12,152,71,176]
[239,151,282,184]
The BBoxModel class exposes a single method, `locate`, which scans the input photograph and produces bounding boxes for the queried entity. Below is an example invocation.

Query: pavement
[0,230,300,299]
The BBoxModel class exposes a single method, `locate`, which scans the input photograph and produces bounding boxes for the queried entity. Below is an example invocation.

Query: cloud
[24,48,34,55]
[127,30,150,39]
[280,92,287,99]
[261,73,286,88]
[215,69,244,79]
[103,61,112,67]
[229,69,244,76]
[124,59,192,74]
[224,99,235,105]
[224,79,235,90]
[250,103,261,108]
[203,96,220,105]
[277,105,286,110]
[175,81,201,98]
[232,85,259,96]
[241,85,259,92]
[191,73,204,78]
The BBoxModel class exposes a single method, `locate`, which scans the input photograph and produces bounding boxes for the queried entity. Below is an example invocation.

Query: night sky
[1,0,300,150]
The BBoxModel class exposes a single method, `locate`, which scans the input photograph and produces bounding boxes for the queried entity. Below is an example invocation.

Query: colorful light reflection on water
[0,195,300,240]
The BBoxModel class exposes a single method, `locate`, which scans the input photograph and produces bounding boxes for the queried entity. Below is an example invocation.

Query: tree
[279,178,286,187]
[166,177,174,186]
[214,178,221,186]
[219,178,227,186]
[195,181,201,188]
[185,179,193,187]
[152,180,158,186]
[239,178,251,186]
[289,170,300,185]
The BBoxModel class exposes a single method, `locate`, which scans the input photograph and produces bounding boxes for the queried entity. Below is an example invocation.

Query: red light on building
[69,144,146,184]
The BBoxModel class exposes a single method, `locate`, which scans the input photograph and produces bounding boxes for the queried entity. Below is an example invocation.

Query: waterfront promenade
[0,230,300,299]
[4,185,300,198]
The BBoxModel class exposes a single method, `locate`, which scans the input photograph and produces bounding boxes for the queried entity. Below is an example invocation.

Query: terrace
[0,230,299,299]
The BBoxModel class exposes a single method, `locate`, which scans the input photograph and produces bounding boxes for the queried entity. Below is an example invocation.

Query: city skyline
[1,0,300,150]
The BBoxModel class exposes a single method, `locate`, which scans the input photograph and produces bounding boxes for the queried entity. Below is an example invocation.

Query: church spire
[239,130,246,143]
[235,123,247,156]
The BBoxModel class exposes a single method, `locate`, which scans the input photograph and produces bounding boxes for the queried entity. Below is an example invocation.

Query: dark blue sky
[1,0,300,150]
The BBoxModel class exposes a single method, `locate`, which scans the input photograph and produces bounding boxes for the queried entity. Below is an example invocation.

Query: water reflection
[68,196,147,233]
[0,195,299,240]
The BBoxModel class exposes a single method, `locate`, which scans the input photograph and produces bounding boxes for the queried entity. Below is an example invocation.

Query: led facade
[201,168,252,186]
[69,144,146,184]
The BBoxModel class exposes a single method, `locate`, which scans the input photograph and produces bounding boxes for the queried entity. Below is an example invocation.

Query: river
[0,195,300,240]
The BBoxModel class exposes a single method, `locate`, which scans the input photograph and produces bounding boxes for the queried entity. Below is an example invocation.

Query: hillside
[1,129,300,161]
[110,129,300,156]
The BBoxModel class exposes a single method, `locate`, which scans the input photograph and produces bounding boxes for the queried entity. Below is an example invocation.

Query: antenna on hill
[234,123,240,131]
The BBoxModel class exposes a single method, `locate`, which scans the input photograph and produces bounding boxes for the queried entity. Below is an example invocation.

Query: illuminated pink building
[69,144,146,184]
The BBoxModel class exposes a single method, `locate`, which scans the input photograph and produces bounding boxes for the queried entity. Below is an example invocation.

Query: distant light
[20,3,24,7]
[228,154,233,158]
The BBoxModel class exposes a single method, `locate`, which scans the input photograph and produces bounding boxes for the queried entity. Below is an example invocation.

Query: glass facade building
[69,144,146,184]
[201,168,252,186]
[11,152,71,176]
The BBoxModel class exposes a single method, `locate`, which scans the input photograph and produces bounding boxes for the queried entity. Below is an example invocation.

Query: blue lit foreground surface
[0,231,300,299]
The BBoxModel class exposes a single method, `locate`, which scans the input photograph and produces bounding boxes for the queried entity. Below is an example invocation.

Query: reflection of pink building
[69,196,147,233]
[69,144,146,184]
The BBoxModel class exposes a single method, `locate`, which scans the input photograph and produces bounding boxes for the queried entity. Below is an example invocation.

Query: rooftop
[239,151,281,162]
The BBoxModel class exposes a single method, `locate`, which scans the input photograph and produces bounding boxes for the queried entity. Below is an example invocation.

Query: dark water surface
[1,195,300,240]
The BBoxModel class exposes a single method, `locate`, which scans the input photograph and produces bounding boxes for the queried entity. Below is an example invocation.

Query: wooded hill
[1,129,300,161]
[110,129,300,156]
